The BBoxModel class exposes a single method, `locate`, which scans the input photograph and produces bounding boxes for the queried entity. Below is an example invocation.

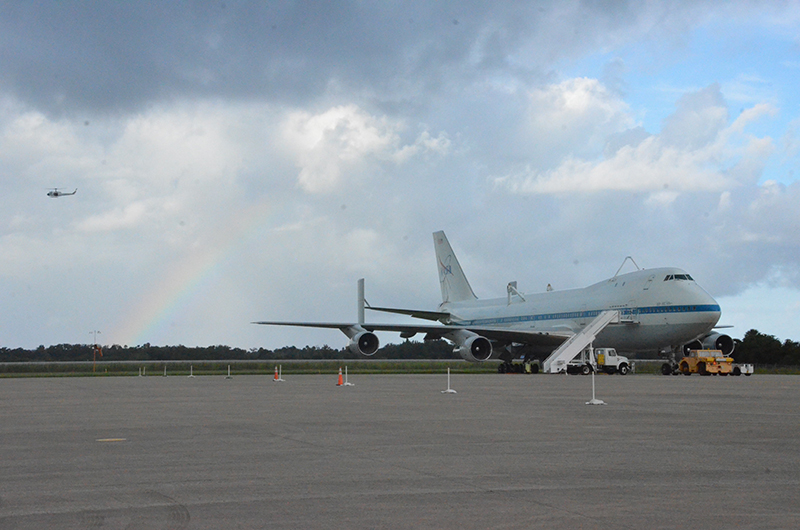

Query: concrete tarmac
[1,373,799,529]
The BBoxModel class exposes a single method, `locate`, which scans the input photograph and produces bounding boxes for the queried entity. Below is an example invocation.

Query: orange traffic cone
[336,367,344,386]
[274,366,279,381]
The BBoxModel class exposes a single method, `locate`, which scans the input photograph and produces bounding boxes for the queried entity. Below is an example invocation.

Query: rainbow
[112,200,275,346]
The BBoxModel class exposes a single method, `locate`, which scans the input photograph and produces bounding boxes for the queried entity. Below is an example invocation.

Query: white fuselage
[440,268,720,353]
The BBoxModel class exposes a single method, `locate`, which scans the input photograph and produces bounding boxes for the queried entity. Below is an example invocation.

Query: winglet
[357,278,366,324]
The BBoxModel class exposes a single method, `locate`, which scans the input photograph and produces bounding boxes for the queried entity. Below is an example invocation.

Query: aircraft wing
[252,320,570,347]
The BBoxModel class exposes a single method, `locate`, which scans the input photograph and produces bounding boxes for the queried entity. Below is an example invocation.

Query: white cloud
[743,180,800,237]
[392,130,452,163]
[496,137,734,195]
[782,117,800,161]
[77,201,149,232]
[660,83,728,150]
[282,105,400,193]
[106,103,245,188]
[524,77,634,163]
[0,107,101,185]
[727,103,778,134]
[280,105,449,193]
[496,82,776,197]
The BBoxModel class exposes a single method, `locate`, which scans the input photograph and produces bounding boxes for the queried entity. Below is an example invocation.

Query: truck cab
[567,347,632,375]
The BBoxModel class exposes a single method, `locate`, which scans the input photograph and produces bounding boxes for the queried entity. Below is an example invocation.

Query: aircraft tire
[661,363,673,376]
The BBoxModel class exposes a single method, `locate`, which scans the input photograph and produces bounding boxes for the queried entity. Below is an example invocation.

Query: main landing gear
[661,362,680,375]
[498,361,539,374]
[660,346,683,375]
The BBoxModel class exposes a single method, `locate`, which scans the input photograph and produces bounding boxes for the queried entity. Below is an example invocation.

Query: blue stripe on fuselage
[457,304,721,327]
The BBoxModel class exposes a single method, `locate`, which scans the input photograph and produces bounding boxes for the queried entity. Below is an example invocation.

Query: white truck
[567,347,632,375]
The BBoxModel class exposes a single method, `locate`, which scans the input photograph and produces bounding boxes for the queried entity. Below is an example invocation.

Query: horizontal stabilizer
[367,306,451,323]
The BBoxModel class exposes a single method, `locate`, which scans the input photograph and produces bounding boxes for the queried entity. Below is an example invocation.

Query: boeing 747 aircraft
[254,231,732,374]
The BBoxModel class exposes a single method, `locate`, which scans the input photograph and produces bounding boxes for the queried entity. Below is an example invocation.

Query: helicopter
[47,188,77,198]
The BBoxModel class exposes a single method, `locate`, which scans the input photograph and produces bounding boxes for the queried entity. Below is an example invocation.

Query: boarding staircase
[542,310,620,373]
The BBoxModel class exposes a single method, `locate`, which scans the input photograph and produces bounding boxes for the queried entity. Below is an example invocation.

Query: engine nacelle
[348,330,380,356]
[448,330,492,362]
[683,333,734,356]
[701,332,734,356]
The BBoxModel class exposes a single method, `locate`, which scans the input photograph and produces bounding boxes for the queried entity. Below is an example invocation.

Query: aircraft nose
[696,289,722,325]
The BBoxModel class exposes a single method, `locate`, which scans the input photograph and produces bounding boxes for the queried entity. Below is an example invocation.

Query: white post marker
[442,368,457,394]
[188,365,195,378]
[343,366,354,386]
[226,365,232,379]
[163,366,167,377]
[585,369,606,405]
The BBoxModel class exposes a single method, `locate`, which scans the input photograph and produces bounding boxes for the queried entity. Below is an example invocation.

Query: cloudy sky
[1,1,799,350]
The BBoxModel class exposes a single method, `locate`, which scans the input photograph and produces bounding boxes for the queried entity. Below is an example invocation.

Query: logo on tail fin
[433,231,478,303]
[438,256,453,279]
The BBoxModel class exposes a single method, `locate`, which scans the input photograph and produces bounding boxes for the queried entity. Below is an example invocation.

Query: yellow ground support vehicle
[679,349,748,376]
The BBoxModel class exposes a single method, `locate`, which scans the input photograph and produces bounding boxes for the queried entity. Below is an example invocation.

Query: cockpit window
[664,274,694,281]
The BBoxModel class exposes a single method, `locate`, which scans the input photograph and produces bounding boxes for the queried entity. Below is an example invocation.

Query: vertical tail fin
[433,231,477,303]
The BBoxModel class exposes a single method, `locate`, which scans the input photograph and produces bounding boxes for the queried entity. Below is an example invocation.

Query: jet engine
[683,332,734,356]
[702,332,734,355]
[447,330,493,362]
[347,330,380,356]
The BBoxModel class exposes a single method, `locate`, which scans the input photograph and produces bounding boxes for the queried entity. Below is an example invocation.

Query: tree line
[0,339,457,363]
[1,329,798,365]
[732,329,800,366]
